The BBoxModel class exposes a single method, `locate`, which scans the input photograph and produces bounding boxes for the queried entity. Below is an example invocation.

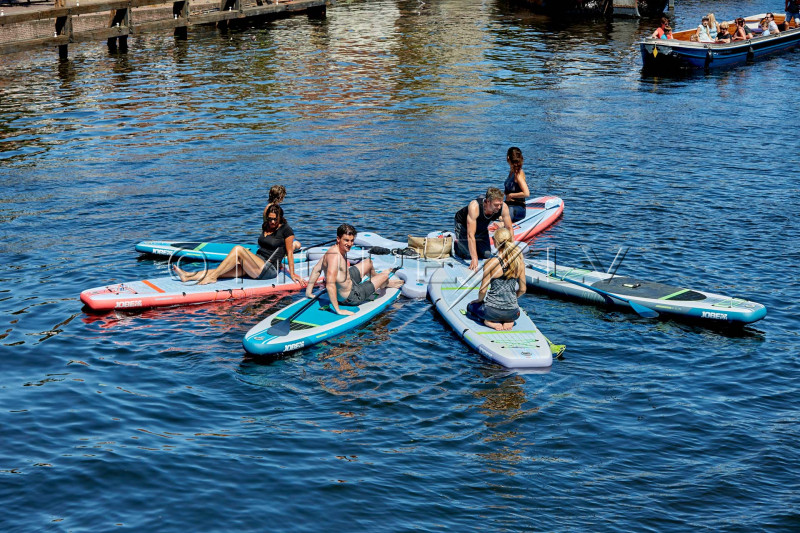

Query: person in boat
[651,17,674,39]
[454,187,514,272]
[695,16,715,42]
[707,13,720,40]
[263,184,302,250]
[305,224,403,315]
[759,17,771,35]
[503,146,530,223]
[787,0,800,28]
[766,13,781,35]
[466,227,527,332]
[732,18,754,41]
[716,22,733,43]
[173,204,305,286]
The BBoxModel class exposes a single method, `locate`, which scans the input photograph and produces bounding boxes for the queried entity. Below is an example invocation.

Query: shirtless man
[306,224,403,315]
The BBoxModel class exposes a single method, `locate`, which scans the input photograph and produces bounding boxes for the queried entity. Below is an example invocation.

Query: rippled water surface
[1,0,798,530]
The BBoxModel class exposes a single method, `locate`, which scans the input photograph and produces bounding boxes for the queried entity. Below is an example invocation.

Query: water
[1,0,799,530]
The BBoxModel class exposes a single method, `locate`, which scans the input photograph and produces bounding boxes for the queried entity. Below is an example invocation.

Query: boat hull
[641,28,800,71]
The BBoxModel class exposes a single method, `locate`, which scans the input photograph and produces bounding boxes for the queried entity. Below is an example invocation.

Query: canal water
[1,0,798,530]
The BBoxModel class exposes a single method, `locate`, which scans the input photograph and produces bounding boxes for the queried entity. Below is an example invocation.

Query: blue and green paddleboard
[524,259,767,326]
[243,285,401,356]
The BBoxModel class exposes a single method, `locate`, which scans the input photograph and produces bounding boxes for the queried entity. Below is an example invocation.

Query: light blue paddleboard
[135,241,308,264]
[243,285,401,356]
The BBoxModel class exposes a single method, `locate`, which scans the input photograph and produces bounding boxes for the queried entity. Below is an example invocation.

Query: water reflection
[80,292,289,334]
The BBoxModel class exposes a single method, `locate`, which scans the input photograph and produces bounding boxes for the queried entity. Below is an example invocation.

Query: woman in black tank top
[173,205,306,286]
[262,184,302,251]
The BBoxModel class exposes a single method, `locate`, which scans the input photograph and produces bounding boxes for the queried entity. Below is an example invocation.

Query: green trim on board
[477,330,539,335]
[660,288,690,300]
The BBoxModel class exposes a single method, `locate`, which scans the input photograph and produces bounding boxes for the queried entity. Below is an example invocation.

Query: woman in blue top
[467,227,527,331]
[503,147,530,223]
[173,205,305,286]
[695,16,714,42]
[707,13,720,40]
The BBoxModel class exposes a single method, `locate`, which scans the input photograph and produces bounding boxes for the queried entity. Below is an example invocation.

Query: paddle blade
[266,318,292,337]
[630,301,659,318]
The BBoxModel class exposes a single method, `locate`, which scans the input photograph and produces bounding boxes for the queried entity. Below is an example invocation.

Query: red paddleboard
[81,263,313,311]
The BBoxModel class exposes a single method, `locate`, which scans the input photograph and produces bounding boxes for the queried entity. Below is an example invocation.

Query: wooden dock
[0,0,330,58]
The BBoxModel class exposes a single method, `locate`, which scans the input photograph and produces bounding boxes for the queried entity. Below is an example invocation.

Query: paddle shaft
[270,266,401,335]
[297,238,337,253]
[266,290,326,336]
[527,263,658,318]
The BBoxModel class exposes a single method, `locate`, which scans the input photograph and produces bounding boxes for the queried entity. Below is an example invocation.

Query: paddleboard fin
[547,338,566,359]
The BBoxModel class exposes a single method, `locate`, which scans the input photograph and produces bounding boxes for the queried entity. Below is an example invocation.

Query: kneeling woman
[174,205,305,286]
[467,227,526,331]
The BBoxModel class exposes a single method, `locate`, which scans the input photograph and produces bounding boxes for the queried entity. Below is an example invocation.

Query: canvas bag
[407,234,453,259]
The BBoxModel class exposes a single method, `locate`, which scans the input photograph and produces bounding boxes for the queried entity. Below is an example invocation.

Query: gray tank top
[484,272,519,310]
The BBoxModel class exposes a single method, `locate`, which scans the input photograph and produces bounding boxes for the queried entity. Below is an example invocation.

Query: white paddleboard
[428,263,553,370]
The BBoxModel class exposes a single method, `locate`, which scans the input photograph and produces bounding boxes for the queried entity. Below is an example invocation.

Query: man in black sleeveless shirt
[454,187,514,271]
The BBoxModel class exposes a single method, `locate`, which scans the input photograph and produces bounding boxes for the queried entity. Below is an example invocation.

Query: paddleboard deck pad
[81,263,313,311]
[525,259,767,326]
[428,263,553,370]
[242,286,401,356]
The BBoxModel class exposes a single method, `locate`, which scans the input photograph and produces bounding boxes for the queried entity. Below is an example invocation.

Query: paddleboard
[499,195,564,243]
[342,232,527,298]
[135,240,375,265]
[525,259,767,326]
[428,263,553,370]
[242,285,401,356]
[81,263,313,311]
[135,241,309,264]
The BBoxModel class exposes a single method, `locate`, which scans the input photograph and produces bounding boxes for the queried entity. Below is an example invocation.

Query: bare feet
[173,265,191,283]
[388,278,404,289]
[502,322,514,331]
[484,320,504,331]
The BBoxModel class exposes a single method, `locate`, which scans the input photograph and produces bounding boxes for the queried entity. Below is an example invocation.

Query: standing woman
[503,147,530,223]
[174,205,305,286]
[467,227,527,331]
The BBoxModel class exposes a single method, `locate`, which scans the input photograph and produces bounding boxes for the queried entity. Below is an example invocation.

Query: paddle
[297,238,337,253]
[266,290,325,337]
[527,262,659,319]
